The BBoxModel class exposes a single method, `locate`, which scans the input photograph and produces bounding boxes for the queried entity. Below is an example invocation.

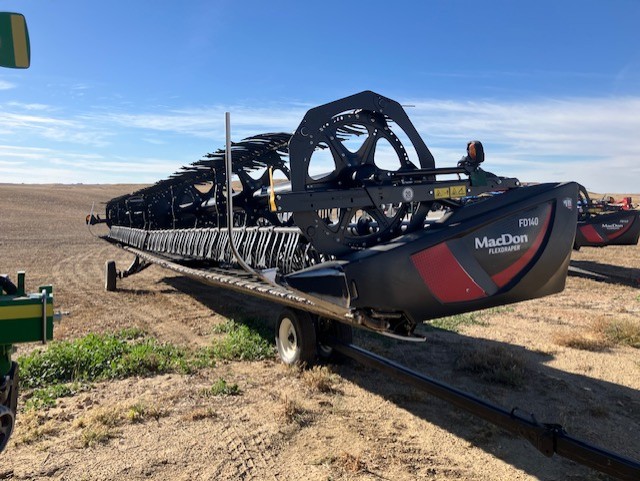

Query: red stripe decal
[580,224,605,243]
[411,243,487,303]
[491,208,552,288]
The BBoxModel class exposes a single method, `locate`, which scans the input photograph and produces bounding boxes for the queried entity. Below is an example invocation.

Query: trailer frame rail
[331,342,640,481]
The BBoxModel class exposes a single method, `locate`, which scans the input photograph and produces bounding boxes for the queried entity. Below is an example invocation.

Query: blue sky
[1,0,639,192]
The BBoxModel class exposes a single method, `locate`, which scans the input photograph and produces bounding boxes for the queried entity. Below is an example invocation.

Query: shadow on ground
[569,260,640,288]
[163,274,639,481]
[161,275,281,331]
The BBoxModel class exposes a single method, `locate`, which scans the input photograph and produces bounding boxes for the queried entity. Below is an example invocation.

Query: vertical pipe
[225,112,232,232]
[224,113,259,275]
[41,289,47,344]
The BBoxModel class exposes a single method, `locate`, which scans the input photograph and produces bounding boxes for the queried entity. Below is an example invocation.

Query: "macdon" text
[475,233,529,249]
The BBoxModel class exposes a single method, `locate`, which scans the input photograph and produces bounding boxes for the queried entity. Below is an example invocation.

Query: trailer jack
[105,256,151,291]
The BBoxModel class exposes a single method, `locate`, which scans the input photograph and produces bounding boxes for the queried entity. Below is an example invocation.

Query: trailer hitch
[509,408,564,457]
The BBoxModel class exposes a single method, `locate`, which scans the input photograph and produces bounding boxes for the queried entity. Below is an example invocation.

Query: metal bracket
[120,255,151,279]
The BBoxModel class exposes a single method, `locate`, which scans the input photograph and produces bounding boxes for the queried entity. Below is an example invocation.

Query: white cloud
[0,80,15,90]
[0,108,113,147]
[0,144,179,183]
[398,96,640,192]
[86,104,307,140]
[6,101,53,111]
[0,95,638,192]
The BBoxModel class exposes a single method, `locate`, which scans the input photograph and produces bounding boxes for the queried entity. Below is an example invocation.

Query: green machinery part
[0,12,30,69]
[0,272,54,452]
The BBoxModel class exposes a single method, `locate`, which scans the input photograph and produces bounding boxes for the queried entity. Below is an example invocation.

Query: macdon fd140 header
[92,90,580,348]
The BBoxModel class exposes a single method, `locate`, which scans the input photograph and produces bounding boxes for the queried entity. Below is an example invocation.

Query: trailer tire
[275,309,317,366]
[0,275,17,295]
[105,260,117,292]
[0,405,14,453]
[317,318,353,363]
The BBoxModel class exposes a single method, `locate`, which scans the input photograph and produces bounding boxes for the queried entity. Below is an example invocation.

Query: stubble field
[1,184,639,480]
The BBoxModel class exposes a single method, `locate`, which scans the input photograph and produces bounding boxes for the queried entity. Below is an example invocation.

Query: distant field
[1,184,638,481]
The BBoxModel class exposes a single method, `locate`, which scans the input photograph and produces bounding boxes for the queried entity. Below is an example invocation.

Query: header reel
[98,90,580,340]
[278,91,520,256]
[101,91,522,260]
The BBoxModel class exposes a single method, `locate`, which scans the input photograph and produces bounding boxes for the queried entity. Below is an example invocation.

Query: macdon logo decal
[474,233,529,254]
[601,223,624,230]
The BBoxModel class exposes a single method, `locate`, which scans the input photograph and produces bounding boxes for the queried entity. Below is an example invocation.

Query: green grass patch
[427,313,487,333]
[211,320,274,361]
[554,332,610,352]
[455,346,526,388]
[601,319,640,348]
[126,402,166,423]
[202,378,240,396]
[481,306,515,314]
[16,320,274,410]
[24,382,91,410]
[17,330,198,389]
[555,318,640,351]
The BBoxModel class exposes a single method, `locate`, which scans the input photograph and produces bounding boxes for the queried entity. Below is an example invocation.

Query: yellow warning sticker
[450,185,467,198]
[434,187,450,199]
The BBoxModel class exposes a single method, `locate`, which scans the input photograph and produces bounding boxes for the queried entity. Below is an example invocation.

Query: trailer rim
[275,309,317,366]
[0,405,14,452]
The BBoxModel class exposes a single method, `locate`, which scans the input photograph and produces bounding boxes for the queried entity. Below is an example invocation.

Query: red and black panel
[411,203,553,304]
[574,210,640,248]
[342,182,579,324]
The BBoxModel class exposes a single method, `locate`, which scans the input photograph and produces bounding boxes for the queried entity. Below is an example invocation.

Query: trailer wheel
[0,405,14,453]
[105,260,117,291]
[275,309,317,366]
[317,318,353,362]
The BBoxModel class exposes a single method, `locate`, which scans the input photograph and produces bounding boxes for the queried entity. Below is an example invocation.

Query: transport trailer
[0,272,54,452]
[574,186,640,249]
[89,91,640,478]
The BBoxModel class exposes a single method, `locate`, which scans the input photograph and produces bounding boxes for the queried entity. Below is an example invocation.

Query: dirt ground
[1,184,639,480]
